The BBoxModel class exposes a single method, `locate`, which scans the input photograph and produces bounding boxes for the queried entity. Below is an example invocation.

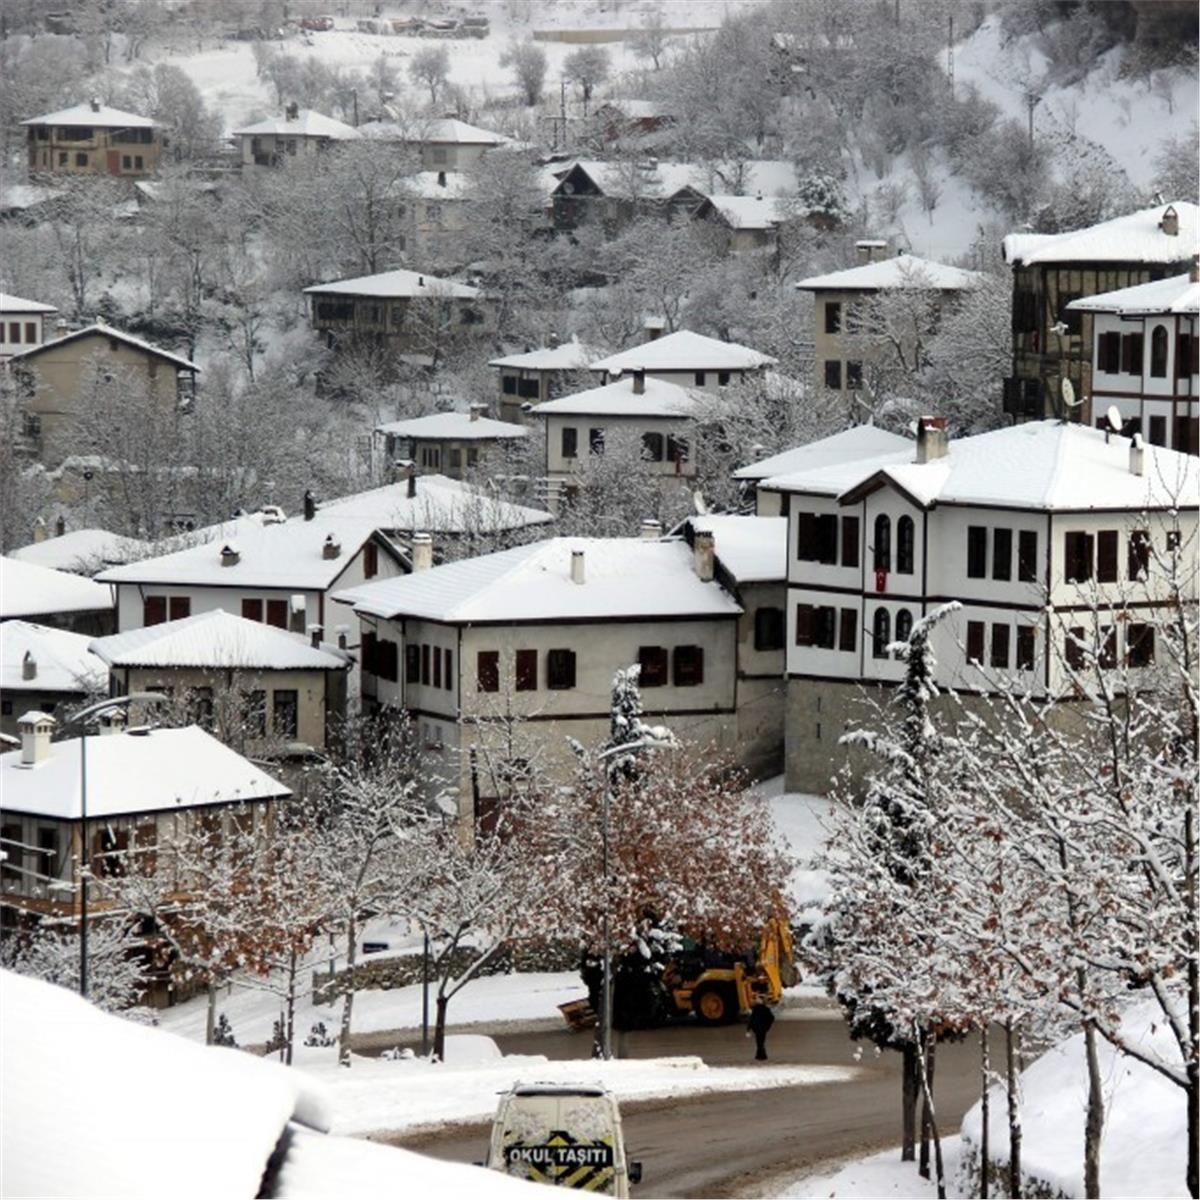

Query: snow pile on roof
[403,170,472,199]
[1003,202,1199,266]
[376,412,527,440]
[21,103,157,128]
[0,292,57,314]
[419,117,509,145]
[590,329,776,374]
[690,515,787,583]
[1068,271,1200,316]
[710,194,789,230]
[733,425,912,481]
[960,1000,1186,1198]
[0,725,289,820]
[796,254,983,291]
[559,160,799,200]
[0,621,106,695]
[766,421,1200,512]
[232,109,359,139]
[0,556,114,619]
[335,537,742,623]
[8,322,199,372]
[532,375,698,418]
[489,338,594,371]
[89,610,351,671]
[303,268,480,299]
[10,528,151,574]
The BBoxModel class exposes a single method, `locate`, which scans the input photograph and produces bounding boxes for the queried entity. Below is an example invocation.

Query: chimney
[640,518,663,541]
[1191,253,1199,284]
[407,462,418,498]
[418,275,425,287]
[31,517,46,544]
[632,370,645,395]
[54,515,66,538]
[1130,433,1145,477]
[303,489,316,521]
[336,625,349,650]
[322,534,341,560]
[90,98,101,114]
[469,402,485,422]
[1160,205,1179,236]
[694,529,715,583]
[289,594,306,634]
[22,651,36,682]
[309,624,324,648]
[548,331,560,348]
[437,170,446,187]
[855,238,886,264]
[570,548,585,585]
[98,709,126,736]
[286,101,299,121]
[915,416,949,464]
[18,711,55,767]
[412,531,433,571]
[220,544,240,567]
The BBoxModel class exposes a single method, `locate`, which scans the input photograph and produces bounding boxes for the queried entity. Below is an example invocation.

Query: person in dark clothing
[747,997,775,1061]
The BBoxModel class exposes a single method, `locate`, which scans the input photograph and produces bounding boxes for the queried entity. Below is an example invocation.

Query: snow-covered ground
[754,775,835,925]
[753,1139,966,1199]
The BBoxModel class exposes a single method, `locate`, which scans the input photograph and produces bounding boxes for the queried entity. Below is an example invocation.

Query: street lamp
[66,692,167,999]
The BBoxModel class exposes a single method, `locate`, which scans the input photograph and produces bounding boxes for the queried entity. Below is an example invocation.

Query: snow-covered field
[758,1139,966,1199]
[755,775,836,924]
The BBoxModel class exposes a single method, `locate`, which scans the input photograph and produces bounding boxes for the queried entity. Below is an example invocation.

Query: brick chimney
[915,416,949,463]
[18,711,55,767]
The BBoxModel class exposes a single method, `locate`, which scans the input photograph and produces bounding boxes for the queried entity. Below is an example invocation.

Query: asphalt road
[367,1011,984,1199]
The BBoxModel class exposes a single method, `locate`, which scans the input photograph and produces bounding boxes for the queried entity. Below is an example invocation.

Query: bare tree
[501,41,548,107]
[409,45,451,108]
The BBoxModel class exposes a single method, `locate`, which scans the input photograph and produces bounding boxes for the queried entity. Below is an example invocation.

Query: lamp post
[68,692,167,999]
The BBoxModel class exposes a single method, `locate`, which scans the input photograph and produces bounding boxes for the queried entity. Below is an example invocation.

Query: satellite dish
[1106,405,1123,433]
[1061,378,1080,408]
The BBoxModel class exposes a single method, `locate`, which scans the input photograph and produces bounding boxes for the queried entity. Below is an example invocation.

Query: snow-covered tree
[563,46,610,111]
[501,42,548,107]
[409,45,450,107]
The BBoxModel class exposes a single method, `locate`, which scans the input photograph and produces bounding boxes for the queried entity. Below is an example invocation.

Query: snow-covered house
[334,531,789,815]
[363,116,509,171]
[232,105,359,168]
[795,246,982,395]
[0,292,57,362]
[701,194,789,256]
[588,329,776,391]
[0,556,115,635]
[10,524,151,575]
[760,417,1200,792]
[7,322,199,468]
[488,337,593,423]
[1002,201,1199,424]
[375,409,527,479]
[0,622,106,737]
[303,268,487,356]
[1068,267,1199,455]
[90,610,353,755]
[21,100,162,177]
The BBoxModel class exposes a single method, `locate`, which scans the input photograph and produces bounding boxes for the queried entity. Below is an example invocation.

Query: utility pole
[947,15,954,95]
[1025,91,1039,148]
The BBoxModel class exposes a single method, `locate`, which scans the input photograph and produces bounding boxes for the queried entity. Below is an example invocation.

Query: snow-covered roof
[0,556,114,619]
[376,411,527,441]
[765,421,1200,512]
[1002,203,1199,267]
[0,292,57,315]
[595,99,678,119]
[733,425,912,481]
[10,528,151,573]
[1067,271,1200,316]
[690,516,787,584]
[558,159,800,200]
[489,338,594,371]
[0,621,106,695]
[710,194,788,230]
[531,375,698,418]
[590,330,776,374]
[796,255,983,292]
[8,322,199,373]
[90,610,352,671]
[418,117,509,146]
[405,170,472,199]
[232,109,360,139]
[0,725,289,820]
[335,537,742,623]
[303,268,480,300]
[21,103,157,129]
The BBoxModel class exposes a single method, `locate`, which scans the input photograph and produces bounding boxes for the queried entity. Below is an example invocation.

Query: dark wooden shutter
[795,513,816,561]
[839,608,857,652]
[242,598,263,621]
[477,650,499,692]
[361,631,377,676]
[816,515,838,564]
[990,624,1010,668]
[841,516,860,568]
[547,649,576,690]
[1096,530,1118,582]
[794,604,813,647]
[266,599,288,628]
[673,646,704,687]
[169,596,191,620]
[421,644,431,685]
[992,528,1012,581]
[1064,532,1093,583]
[405,644,420,683]
[1127,530,1150,581]
[1018,530,1038,583]
[967,526,987,578]
[1016,625,1036,670]
[966,620,985,663]
[516,648,538,690]
[143,595,167,626]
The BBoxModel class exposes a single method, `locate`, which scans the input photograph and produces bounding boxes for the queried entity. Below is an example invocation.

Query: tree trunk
[916,1030,946,1199]
[285,948,297,1067]
[1006,1020,1022,1199]
[432,993,449,1063]
[1082,1018,1104,1199]
[1185,805,1198,1200]
[339,916,357,1068]
[205,982,216,1046]
[980,1026,990,1199]
[919,1039,937,1180]
[901,1042,919,1161]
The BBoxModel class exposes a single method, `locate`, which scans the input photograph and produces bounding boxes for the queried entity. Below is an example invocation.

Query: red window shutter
[516,649,538,691]
[168,596,191,620]
[266,599,287,629]
[144,596,167,626]
[1096,530,1118,583]
[242,598,263,622]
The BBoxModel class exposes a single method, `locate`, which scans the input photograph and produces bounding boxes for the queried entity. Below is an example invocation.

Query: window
[37,827,59,881]
[642,431,664,461]
[363,541,379,579]
[242,598,263,622]
[896,516,915,575]
[667,434,689,465]
[824,360,842,390]
[1167,529,1182,553]
[1016,625,1036,670]
[753,608,784,651]
[443,649,453,688]
[966,526,987,579]
[1064,532,1094,583]
[872,608,891,659]
[991,624,1010,668]
[379,639,399,682]
[846,361,863,390]
[992,528,1012,582]
[518,377,540,399]
[273,690,298,739]
[638,645,669,687]
[405,644,420,684]
[433,645,442,688]
[144,596,167,626]
[7,323,19,344]
[1149,415,1167,446]
[814,515,838,564]
[94,827,129,879]
[673,645,704,686]
[502,374,518,395]
[1096,330,1121,373]
[718,371,731,387]
[134,155,143,170]
[824,302,841,334]
[75,152,88,166]
[1127,623,1155,667]
[477,650,499,692]
[24,323,35,342]
[1121,332,1143,374]
[561,427,578,459]
[839,608,857,652]
[166,597,190,620]
[58,151,68,166]
[421,644,431,685]
[547,648,576,690]
[589,427,605,455]
[1060,294,1083,335]
[190,686,215,728]
[420,446,441,469]
[1098,626,1117,669]
[694,371,706,386]
[841,516,860,568]
[1149,326,1169,378]
[813,606,837,649]
[1096,530,1118,583]
[266,599,288,629]
[895,608,913,643]
[795,604,813,647]
[1,823,22,884]
[966,620,985,664]
[1018,530,1039,583]
[516,649,538,691]
[247,691,267,737]
[122,155,132,170]
[873,515,891,571]
[361,631,378,675]
[1065,626,1086,671]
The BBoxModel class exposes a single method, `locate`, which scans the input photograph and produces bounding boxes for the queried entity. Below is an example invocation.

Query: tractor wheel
[692,983,737,1025]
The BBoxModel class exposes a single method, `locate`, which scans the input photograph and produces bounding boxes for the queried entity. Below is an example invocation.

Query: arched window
[872,607,891,659]
[873,514,891,572]
[1150,325,1169,378]
[897,516,915,575]
[895,608,913,644]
